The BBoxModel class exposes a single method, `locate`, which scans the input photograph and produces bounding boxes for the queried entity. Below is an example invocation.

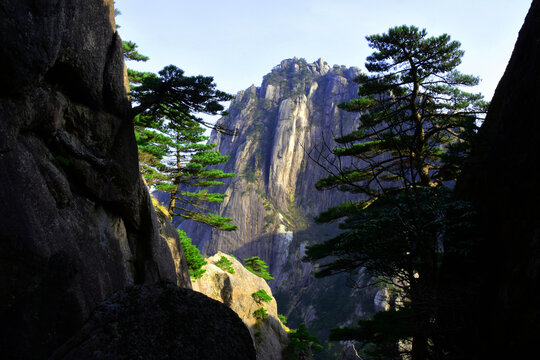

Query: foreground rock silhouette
[444,1,540,358]
[51,281,256,360]
[0,1,254,359]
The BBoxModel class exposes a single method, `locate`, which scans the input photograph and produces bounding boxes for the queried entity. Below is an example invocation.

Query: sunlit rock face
[193,252,288,360]
[182,57,361,269]
[179,58,380,357]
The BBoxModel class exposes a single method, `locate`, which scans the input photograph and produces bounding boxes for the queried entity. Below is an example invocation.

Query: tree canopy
[251,289,273,304]
[314,25,487,199]
[130,65,234,134]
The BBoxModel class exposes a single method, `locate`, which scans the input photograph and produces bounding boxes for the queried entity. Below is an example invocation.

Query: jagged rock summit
[183,57,362,262]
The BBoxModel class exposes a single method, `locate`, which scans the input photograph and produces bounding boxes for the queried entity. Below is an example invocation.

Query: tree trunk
[412,333,428,360]
[168,191,177,215]
[410,231,438,360]
[167,134,183,214]
[410,278,430,360]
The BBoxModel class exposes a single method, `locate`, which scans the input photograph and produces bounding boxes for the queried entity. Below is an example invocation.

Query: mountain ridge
[179,57,382,359]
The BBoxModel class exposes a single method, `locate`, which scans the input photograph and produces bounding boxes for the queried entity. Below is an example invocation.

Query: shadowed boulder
[51,281,256,360]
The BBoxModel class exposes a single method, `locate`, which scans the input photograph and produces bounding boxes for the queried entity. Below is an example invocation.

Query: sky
[115,0,532,112]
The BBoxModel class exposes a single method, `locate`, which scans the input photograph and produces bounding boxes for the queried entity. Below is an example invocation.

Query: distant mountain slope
[179,58,385,359]
[183,57,360,261]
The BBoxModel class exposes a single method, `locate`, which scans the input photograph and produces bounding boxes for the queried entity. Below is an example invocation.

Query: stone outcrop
[193,252,288,360]
[179,58,380,357]
[338,344,362,360]
[50,281,256,360]
[442,1,540,358]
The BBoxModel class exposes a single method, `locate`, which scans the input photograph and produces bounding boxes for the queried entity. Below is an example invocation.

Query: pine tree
[122,40,149,62]
[216,256,235,274]
[129,65,234,133]
[305,25,486,360]
[251,289,273,304]
[253,307,269,320]
[151,120,236,230]
[121,40,236,231]
[243,256,274,280]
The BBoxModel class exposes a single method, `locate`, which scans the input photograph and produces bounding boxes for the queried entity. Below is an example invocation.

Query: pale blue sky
[115,0,531,104]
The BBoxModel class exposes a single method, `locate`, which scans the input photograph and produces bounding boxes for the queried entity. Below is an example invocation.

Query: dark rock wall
[0,1,179,358]
[446,0,540,357]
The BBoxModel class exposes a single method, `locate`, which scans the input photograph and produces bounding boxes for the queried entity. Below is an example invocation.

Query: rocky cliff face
[443,1,540,358]
[193,252,288,360]
[180,58,382,358]
[183,58,361,258]
[0,1,252,359]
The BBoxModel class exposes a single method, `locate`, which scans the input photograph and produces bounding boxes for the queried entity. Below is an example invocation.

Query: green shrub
[247,120,265,140]
[253,307,269,320]
[285,324,323,359]
[55,155,71,167]
[244,167,257,183]
[178,230,207,280]
[216,255,235,274]
[243,256,274,280]
[254,330,264,342]
[252,289,273,303]
[278,314,288,324]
